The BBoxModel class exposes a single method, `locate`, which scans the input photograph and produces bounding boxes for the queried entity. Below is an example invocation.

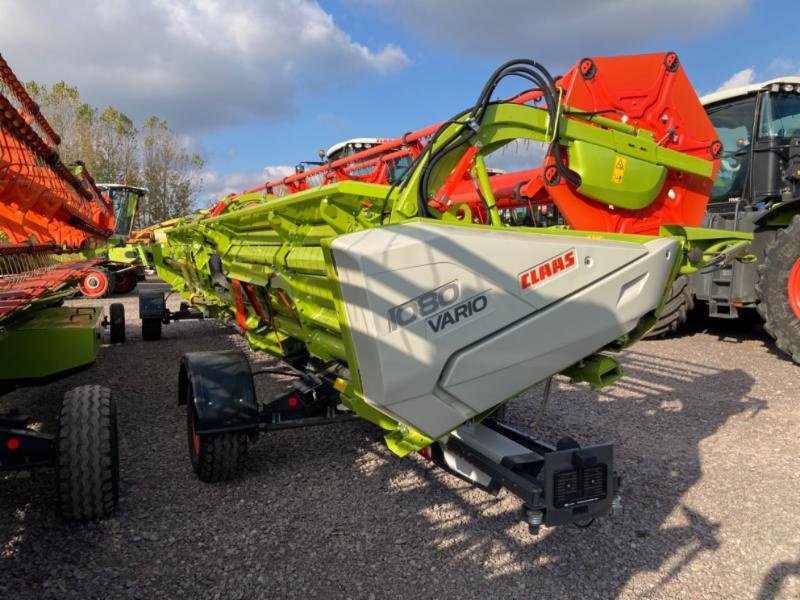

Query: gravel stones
[1,288,798,598]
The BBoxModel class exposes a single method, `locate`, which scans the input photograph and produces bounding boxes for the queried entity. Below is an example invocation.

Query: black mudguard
[139,288,166,319]
[179,351,258,435]
[754,198,800,227]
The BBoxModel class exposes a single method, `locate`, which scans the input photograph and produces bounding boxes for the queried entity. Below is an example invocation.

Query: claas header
[150,53,751,531]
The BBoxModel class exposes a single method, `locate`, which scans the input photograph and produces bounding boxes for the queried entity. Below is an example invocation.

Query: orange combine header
[215,53,720,238]
[0,53,114,318]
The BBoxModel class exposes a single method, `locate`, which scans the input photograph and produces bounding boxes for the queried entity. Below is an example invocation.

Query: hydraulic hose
[415,58,581,216]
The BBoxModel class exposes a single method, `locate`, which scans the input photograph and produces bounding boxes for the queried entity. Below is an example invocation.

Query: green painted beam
[0,307,101,380]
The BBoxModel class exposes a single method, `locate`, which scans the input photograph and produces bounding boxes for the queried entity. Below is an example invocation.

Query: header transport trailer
[147,53,751,532]
[0,53,123,519]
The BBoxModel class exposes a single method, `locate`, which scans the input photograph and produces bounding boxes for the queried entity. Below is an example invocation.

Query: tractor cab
[324,137,414,184]
[702,78,800,208]
[323,137,387,162]
[97,184,147,242]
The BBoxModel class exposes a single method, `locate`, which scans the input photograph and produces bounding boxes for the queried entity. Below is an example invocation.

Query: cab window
[707,96,757,201]
[758,91,800,139]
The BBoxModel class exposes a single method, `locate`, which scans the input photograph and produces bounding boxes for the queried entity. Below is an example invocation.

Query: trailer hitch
[430,418,620,533]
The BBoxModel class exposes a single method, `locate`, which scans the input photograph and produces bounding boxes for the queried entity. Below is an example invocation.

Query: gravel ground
[1,284,798,599]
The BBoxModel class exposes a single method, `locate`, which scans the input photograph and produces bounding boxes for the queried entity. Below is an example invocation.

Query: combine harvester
[150,53,751,532]
[76,183,149,298]
[0,54,122,519]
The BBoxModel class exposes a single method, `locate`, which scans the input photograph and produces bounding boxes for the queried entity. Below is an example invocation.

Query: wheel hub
[789,257,800,320]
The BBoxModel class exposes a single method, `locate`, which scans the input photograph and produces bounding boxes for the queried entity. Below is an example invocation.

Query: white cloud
[200,165,295,205]
[768,57,800,75]
[346,0,395,5]
[357,0,748,69]
[262,165,296,181]
[0,0,409,132]
[712,68,756,93]
[709,59,800,96]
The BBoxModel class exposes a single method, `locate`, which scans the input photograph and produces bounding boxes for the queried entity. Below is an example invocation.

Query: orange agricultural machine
[0,53,116,314]
[0,53,121,520]
[215,54,723,238]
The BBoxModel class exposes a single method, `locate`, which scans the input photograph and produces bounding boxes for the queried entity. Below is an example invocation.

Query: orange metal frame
[0,54,113,251]
[0,54,115,318]
[217,53,718,237]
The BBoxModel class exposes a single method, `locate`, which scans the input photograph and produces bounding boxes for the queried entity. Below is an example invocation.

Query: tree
[26,81,97,168]
[24,81,204,225]
[140,116,204,225]
[94,106,140,186]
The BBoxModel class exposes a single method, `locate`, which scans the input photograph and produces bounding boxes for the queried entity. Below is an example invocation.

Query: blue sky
[1,0,797,203]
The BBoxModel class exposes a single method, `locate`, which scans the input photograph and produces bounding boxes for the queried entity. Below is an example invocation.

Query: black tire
[756,215,800,364]
[109,303,125,344]
[112,270,137,294]
[645,274,695,338]
[141,318,162,341]
[186,400,247,483]
[57,385,119,520]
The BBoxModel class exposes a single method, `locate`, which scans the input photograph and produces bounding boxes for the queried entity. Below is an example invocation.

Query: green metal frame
[0,306,101,380]
[153,99,752,456]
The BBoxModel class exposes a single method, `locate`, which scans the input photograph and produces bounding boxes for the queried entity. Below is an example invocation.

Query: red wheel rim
[789,257,800,320]
[80,270,108,297]
[113,271,135,294]
[192,411,200,455]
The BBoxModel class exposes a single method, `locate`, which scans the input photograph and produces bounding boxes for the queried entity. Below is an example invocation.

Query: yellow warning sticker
[611,155,626,184]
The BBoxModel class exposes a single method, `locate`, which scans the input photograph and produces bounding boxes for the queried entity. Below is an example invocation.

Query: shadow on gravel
[692,309,770,344]
[758,558,800,599]
[646,307,797,366]
[0,311,238,597]
[0,317,770,598]
[325,351,764,598]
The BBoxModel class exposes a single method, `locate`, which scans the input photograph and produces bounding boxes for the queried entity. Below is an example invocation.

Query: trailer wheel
[186,401,247,483]
[78,268,110,298]
[112,271,137,294]
[756,215,800,364]
[109,303,125,344]
[141,318,162,341]
[644,274,695,338]
[57,385,119,520]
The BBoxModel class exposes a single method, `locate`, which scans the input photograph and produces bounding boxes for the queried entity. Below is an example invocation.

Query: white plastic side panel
[331,222,677,438]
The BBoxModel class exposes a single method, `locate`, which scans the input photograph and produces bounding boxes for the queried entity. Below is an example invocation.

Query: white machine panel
[331,222,677,439]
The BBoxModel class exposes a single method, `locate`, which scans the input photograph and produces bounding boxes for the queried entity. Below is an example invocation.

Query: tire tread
[755,214,800,364]
[645,274,694,339]
[57,385,119,520]
[195,431,247,482]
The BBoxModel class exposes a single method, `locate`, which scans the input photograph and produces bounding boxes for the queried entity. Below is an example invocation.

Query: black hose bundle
[380,58,580,224]
[416,58,581,216]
